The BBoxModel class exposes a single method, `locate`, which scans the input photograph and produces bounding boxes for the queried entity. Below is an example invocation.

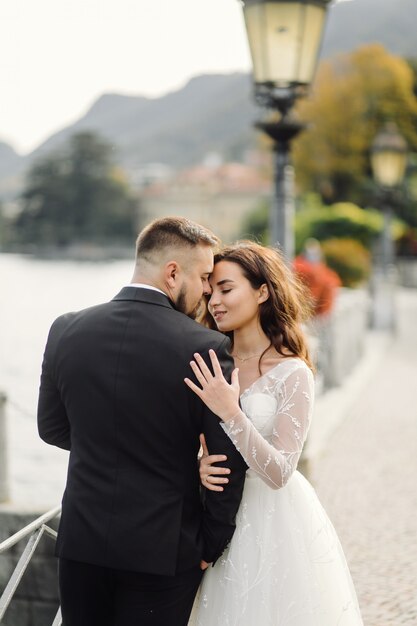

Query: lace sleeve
[220,364,314,490]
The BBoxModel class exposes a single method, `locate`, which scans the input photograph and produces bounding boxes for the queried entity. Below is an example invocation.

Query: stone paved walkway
[311,291,417,625]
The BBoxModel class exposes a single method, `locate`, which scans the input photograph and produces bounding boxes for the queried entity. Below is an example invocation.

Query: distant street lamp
[240,0,332,258]
[370,122,408,329]
[371,122,408,188]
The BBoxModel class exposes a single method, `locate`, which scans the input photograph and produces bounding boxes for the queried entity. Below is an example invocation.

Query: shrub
[240,199,269,243]
[397,227,417,257]
[293,254,341,316]
[321,238,371,287]
[295,202,382,253]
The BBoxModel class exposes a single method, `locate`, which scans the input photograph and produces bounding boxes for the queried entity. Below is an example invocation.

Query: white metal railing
[0,506,62,625]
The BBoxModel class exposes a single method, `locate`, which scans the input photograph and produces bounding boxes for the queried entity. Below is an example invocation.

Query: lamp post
[239,0,332,258]
[370,122,408,330]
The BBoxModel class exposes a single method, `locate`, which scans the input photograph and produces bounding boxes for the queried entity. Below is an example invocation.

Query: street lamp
[371,122,408,190]
[240,0,332,258]
[370,122,408,329]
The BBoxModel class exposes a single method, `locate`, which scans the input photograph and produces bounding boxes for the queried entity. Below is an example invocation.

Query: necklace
[232,348,269,362]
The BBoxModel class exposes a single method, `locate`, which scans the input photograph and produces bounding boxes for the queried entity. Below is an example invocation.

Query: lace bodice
[221,358,314,490]
[191,359,363,626]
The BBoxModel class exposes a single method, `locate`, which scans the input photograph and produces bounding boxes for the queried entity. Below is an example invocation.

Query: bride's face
[208,260,267,333]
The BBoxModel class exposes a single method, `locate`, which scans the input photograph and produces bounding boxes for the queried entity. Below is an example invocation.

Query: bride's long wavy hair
[202,241,314,372]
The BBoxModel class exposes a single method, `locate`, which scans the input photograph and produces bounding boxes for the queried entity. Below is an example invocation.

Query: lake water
[0,252,136,509]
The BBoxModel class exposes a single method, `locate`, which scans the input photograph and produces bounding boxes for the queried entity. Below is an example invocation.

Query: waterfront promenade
[1,289,416,624]
[311,289,417,625]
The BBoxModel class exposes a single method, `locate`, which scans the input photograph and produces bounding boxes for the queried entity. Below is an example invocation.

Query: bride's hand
[184,349,241,422]
[199,434,230,492]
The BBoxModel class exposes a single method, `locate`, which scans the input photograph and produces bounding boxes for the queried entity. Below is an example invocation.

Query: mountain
[322,0,417,59]
[0,143,27,198]
[0,142,22,178]
[0,74,257,198]
[30,73,257,171]
[1,0,417,198]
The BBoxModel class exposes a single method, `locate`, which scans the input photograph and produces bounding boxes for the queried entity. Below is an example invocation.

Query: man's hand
[199,434,230,492]
[200,560,210,570]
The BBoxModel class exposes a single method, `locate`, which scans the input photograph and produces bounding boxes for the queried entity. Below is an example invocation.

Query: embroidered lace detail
[221,359,313,490]
[189,358,363,626]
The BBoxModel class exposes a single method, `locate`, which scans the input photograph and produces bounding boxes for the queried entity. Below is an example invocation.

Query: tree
[406,57,417,97]
[14,132,138,247]
[293,45,417,204]
[0,201,7,247]
[240,199,269,244]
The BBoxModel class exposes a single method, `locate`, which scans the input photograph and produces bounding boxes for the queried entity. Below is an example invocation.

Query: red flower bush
[294,255,341,317]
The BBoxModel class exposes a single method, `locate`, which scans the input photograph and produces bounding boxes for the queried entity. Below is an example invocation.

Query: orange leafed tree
[293,44,417,203]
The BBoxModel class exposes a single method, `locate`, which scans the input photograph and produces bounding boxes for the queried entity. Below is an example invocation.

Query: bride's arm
[220,366,313,489]
[185,351,313,491]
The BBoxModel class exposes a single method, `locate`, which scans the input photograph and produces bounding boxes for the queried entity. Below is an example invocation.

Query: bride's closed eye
[220,289,232,294]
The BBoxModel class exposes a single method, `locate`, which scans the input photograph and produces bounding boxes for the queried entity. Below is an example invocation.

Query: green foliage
[242,196,406,257]
[397,227,417,257]
[240,199,269,244]
[295,202,383,252]
[406,57,417,97]
[398,156,417,231]
[13,132,137,247]
[321,238,371,287]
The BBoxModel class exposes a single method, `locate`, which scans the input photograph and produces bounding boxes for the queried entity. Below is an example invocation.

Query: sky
[0,0,251,155]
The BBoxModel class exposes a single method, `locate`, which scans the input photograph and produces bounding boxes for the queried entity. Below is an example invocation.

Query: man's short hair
[136,216,219,263]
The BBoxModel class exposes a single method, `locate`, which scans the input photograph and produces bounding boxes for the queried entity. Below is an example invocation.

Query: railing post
[0,392,9,503]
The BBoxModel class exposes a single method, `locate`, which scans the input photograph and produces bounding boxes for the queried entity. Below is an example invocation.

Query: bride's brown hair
[202,241,314,372]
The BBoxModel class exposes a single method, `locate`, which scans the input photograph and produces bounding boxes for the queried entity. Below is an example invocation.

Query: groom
[37,216,247,626]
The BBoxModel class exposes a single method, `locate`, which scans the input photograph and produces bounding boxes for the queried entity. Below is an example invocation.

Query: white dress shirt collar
[127,283,168,297]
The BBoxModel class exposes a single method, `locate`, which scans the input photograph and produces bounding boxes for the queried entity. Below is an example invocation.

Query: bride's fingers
[193,353,213,381]
[189,360,208,387]
[184,377,204,399]
[202,455,229,469]
[207,474,229,484]
[203,478,225,492]
[231,367,240,391]
[209,349,224,378]
[205,469,229,489]
[199,433,209,457]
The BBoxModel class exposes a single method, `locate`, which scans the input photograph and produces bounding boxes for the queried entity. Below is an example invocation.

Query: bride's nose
[208,291,221,308]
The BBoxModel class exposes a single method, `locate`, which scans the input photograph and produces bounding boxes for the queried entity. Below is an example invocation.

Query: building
[140,162,271,243]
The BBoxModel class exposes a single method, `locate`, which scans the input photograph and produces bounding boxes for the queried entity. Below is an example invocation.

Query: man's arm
[37,317,71,451]
[198,337,247,564]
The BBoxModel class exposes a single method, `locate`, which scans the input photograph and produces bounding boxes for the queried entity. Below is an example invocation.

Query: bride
[185,241,363,625]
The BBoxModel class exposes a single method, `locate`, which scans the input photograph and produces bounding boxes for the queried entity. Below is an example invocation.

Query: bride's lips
[213,310,227,322]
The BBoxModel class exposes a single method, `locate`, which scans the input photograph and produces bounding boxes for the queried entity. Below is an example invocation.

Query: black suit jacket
[37,287,247,576]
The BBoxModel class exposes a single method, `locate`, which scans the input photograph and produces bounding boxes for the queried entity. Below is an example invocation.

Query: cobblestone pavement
[311,328,417,624]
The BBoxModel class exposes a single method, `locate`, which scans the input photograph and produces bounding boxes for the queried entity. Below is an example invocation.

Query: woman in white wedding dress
[185,241,363,626]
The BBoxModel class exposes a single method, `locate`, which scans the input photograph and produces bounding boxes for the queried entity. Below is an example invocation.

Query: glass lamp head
[240,0,332,106]
[371,123,408,188]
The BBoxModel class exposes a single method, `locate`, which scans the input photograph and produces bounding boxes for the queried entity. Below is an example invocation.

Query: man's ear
[258,283,269,304]
[164,260,180,289]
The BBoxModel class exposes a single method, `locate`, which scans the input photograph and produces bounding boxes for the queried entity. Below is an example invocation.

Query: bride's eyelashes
[220,289,232,294]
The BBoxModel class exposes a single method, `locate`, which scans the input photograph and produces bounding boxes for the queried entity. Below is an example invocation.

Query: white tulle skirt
[189,471,363,626]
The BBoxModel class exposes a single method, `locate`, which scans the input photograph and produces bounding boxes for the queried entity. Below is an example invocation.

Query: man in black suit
[37,216,247,626]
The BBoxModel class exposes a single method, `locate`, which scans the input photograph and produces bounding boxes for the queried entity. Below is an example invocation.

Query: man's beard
[175,285,201,320]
